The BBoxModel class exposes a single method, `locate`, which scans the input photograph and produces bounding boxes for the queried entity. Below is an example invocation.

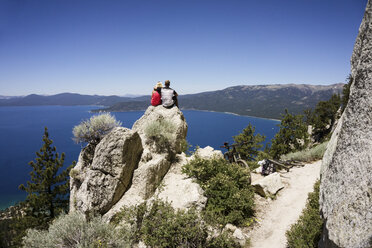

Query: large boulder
[193,146,224,160]
[132,106,188,155]
[252,172,284,197]
[319,1,372,247]
[152,153,207,211]
[70,106,190,221]
[103,153,172,218]
[103,106,188,220]
[70,127,143,215]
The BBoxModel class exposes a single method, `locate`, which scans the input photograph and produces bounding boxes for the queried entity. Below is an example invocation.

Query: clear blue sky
[0,0,367,96]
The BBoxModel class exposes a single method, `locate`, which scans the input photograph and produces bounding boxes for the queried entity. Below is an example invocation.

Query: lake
[0,106,279,210]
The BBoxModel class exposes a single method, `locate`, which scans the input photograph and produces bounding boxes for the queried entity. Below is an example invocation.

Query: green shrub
[141,200,208,247]
[285,180,323,248]
[206,232,242,248]
[113,199,241,248]
[69,168,81,180]
[181,139,192,155]
[0,218,15,247]
[281,141,328,162]
[112,202,148,245]
[22,212,130,248]
[113,200,208,248]
[182,157,254,226]
[73,113,121,144]
[145,118,176,152]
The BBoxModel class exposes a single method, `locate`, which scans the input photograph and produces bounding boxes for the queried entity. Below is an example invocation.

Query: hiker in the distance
[161,80,178,108]
[151,81,163,106]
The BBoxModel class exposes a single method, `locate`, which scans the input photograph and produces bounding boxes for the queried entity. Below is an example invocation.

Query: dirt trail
[248,160,321,248]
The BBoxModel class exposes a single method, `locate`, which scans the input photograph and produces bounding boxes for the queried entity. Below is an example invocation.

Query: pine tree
[270,109,309,159]
[233,124,265,161]
[311,94,341,142]
[11,127,75,246]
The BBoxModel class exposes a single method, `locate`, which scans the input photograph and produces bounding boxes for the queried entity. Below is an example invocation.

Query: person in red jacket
[151,82,162,106]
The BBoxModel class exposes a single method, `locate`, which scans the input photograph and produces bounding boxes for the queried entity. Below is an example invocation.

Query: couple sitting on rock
[151,80,179,108]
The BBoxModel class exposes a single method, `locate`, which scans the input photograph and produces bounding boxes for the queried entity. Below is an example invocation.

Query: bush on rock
[72,113,122,145]
[145,118,176,153]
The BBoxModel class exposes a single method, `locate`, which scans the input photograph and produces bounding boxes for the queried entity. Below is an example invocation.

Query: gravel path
[248,160,321,248]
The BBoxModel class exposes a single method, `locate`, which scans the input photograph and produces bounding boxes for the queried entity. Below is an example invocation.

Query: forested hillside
[100,84,344,119]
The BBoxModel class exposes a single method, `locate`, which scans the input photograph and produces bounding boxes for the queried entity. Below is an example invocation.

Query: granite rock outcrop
[103,106,188,220]
[69,106,208,222]
[319,1,372,247]
[70,127,143,215]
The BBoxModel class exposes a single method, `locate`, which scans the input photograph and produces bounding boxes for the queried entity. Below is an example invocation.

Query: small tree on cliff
[233,123,265,161]
[12,127,75,245]
[270,109,309,159]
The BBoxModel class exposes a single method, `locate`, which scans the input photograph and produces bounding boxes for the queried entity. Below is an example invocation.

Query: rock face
[194,146,224,159]
[152,153,207,212]
[103,106,188,220]
[70,127,143,215]
[319,1,372,247]
[70,106,195,220]
[133,106,188,155]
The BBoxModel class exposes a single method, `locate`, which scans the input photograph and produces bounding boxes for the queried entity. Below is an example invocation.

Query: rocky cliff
[319,1,372,247]
[69,106,209,221]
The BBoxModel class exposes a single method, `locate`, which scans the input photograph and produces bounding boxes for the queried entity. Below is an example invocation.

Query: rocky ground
[247,160,321,248]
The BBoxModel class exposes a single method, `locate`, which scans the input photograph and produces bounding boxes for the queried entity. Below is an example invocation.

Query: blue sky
[0,0,367,96]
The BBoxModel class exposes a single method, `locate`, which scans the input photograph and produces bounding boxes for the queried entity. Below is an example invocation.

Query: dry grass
[281,141,329,162]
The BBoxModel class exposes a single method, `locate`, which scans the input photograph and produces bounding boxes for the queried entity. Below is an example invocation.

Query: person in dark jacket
[151,82,162,106]
[161,80,178,108]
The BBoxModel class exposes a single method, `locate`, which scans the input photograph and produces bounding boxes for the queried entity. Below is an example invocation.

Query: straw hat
[155,81,163,89]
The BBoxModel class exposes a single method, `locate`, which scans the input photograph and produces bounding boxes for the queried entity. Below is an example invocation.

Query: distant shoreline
[1,84,343,121]
[93,105,281,122]
[0,104,281,122]
[180,108,281,122]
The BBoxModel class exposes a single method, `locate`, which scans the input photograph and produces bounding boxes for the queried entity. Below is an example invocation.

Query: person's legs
[174,98,179,108]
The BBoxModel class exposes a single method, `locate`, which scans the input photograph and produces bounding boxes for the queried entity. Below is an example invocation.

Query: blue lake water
[0,106,279,210]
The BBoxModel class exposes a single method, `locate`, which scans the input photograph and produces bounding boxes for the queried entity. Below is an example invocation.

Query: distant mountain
[0,93,148,107]
[97,84,344,119]
[1,84,344,119]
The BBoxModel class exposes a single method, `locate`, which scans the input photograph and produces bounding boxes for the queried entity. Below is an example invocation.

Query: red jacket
[151,91,161,106]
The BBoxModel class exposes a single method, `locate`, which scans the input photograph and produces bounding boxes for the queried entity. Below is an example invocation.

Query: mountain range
[95,84,344,119]
[0,84,344,119]
[0,93,147,107]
